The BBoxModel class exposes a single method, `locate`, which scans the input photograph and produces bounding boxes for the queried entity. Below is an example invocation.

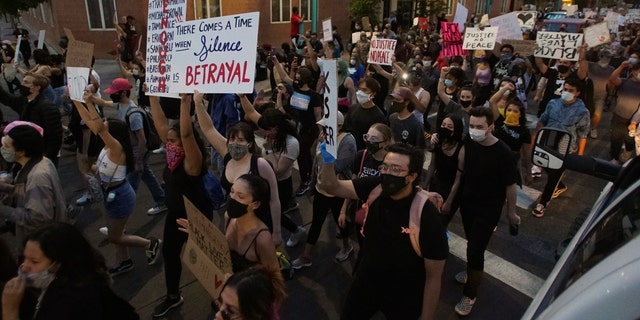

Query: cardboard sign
[441,22,465,57]
[367,38,396,65]
[63,27,75,41]
[463,27,498,50]
[66,67,91,102]
[182,197,232,299]
[516,11,537,30]
[453,3,468,32]
[418,17,429,30]
[319,60,338,158]
[490,12,523,42]
[501,39,537,56]
[362,17,371,31]
[37,30,45,49]
[534,32,583,61]
[65,40,94,67]
[583,22,611,48]
[168,12,259,93]
[562,5,578,16]
[145,0,186,97]
[322,18,333,42]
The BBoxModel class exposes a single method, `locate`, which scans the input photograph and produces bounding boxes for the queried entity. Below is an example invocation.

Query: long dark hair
[236,174,270,219]
[505,99,527,127]
[107,119,135,173]
[25,222,109,286]
[444,115,464,143]
[169,123,209,173]
[222,265,286,320]
[227,122,259,155]
[258,109,297,154]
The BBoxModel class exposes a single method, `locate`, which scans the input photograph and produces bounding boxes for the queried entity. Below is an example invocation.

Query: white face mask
[423,60,431,67]
[468,128,487,142]
[18,264,57,288]
[350,59,356,65]
[561,91,575,102]
[636,73,640,81]
[356,90,371,104]
[132,69,139,76]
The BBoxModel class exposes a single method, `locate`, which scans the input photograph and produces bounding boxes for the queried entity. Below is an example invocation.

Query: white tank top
[97,149,127,183]
[412,88,425,125]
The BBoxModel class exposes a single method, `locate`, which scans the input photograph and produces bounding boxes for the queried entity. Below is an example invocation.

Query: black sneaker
[109,259,134,276]
[295,183,310,196]
[153,295,184,318]
[147,237,162,265]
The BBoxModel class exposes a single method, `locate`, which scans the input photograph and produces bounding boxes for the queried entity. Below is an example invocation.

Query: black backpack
[125,107,162,150]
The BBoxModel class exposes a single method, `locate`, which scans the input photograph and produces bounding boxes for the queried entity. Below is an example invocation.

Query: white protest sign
[463,27,498,50]
[583,22,611,48]
[534,32,583,61]
[322,18,333,42]
[562,5,578,16]
[606,12,620,33]
[319,60,338,158]
[490,12,523,42]
[14,35,21,63]
[367,38,396,66]
[66,67,91,102]
[37,30,45,49]
[145,0,186,97]
[453,3,468,32]
[516,12,537,30]
[169,12,260,94]
[182,197,232,299]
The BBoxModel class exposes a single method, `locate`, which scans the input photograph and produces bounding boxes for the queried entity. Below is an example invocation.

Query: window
[447,0,454,15]
[475,0,486,14]
[501,0,508,13]
[39,2,54,26]
[193,0,221,19]
[271,0,309,23]
[85,0,116,30]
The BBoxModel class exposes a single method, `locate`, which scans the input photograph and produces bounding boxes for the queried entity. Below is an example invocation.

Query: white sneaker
[286,227,307,247]
[76,193,92,206]
[152,146,166,154]
[589,129,598,139]
[147,205,168,216]
[334,245,353,262]
[99,226,109,236]
[455,296,476,316]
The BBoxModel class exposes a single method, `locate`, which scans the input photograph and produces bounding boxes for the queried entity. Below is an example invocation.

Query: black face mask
[437,127,454,140]
[110,93,122,103]
[226,198,250,219]
[557,65,570,74]
[380,173,408,196]
[459,100,472,108]
[391,101,406,113]
[365,141,381,154]
[19,85,31,97]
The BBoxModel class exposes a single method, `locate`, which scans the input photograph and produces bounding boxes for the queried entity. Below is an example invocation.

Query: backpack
[125,107,161,150]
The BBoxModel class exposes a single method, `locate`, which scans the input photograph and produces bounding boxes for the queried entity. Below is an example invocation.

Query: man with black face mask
[388,87,426,148]
[0,73,62,166]
[318,142,447,320]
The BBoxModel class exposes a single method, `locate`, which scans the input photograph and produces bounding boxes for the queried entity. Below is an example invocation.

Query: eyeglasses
[363,134,383,143]
[378,164,408,175]
[215,298,241,320]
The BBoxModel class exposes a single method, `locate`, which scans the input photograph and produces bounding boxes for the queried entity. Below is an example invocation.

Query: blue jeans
[127,151,165,206]
[104,181,136,219]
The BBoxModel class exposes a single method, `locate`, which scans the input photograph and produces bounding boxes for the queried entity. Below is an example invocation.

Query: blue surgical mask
[629,58,638,65]
[444,79,453,87]
[18,264,57,288]
[561,91,575,102]
[501,54,512,60]
[1,148,16,163]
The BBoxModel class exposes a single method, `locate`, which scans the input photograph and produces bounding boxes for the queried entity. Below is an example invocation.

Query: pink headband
[3,121,44,136]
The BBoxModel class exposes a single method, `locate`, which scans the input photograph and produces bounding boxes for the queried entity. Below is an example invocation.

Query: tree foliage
[349,0,381,27]
[415,0,449,18]
[0,0,48,17]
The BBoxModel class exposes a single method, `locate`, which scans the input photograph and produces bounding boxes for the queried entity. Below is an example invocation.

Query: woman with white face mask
[1,222,138,320]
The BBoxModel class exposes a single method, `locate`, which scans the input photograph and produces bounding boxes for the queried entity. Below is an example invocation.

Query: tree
[0,0,47,17]
[416,0,449,19]
[349,0,381,28]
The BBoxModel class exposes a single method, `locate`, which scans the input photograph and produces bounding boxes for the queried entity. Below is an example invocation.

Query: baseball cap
[316,111,344,126]
[389,87,413,101]
[104,78,132,94]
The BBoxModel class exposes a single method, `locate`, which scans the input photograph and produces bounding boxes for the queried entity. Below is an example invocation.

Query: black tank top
[431,142,463,199]
[229,226,269,273]
[163,162,213,219]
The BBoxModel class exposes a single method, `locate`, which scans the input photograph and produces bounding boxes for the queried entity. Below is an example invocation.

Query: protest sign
[463,27,498,50]
[418,17,429,30]
[501,39,537,56]
[362,17,371,31]
[63,27,75,41]
[490,12,523,42]
[453,3,468,32]
[322,18,333,42]
[583,22,611,48]
[562,5,578,16]
[145,0,186,97]
[441,22,465,57]
[66,67,91,102]
[37,30,45,49]
[65,40,94,67]
[168,12,259,93]
[606,11,620,33]
[14,35,21,63]
[516,11,537,30]
[534,31,583,61]
[367,38,396,65]
[318,60,338,158]
[182,197,232,299]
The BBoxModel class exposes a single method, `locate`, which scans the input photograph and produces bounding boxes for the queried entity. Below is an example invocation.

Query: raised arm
[271,55,293,85]
[73,96,122,155]
[117,56,133,78]
[576,44,588,80]
[238,94,262,125]
[437,67,452,106]
[194,90,228,158]
[317,142,358,200]
[535,56,548,76]
[489,82,514,120]
[257,158,282,246]
[609,61,631,88]
[371,63,394,82]
[148,95,169,143]
[179,94,204,176]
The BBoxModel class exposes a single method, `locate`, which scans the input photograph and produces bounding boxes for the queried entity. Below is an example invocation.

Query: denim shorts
[103,181,136,219]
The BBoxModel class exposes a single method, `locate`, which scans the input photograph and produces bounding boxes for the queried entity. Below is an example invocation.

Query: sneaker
[455,271,467,284]
[552,185,568,199]
[152,145,166,154]
[620,150,633,163]
[282,202,299,214]
[291,256,312,269]
[286,227,307,247]
[455,296,476,316]
[146,237,162,265]
[147,205,168,216]
[295,183,310,196]
[76,193,92,206]
[531,166,542,178]
[335,245,353,262]
[152,295,184,318]
[589,129,598,139]
[532,203,546,218]
[99,226,109,236]
[109,259,134,276]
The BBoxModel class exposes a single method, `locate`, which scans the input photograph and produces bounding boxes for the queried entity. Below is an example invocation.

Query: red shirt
[291,13,303,37]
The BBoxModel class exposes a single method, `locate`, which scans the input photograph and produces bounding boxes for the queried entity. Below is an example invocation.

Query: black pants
[278,176,298,232]
[610,113,634,160]
[307,192,348,245]
[297,127,318,185]
[540,167,565,207]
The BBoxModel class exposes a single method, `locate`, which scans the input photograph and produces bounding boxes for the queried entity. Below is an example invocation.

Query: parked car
[522,128,640,320]
[543,18,592,33]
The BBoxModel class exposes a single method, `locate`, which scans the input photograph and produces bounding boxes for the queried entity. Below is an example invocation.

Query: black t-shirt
[493,115,531,154]
[289,88,322,132]
[344,103,388,150]
[540,68,581,109]
[461,139,517,205]
[352,150,382,178]
[388,113,426,148]
[352,176,449,279]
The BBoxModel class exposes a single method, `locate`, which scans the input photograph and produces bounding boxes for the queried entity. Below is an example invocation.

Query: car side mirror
[532,128,572,170]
